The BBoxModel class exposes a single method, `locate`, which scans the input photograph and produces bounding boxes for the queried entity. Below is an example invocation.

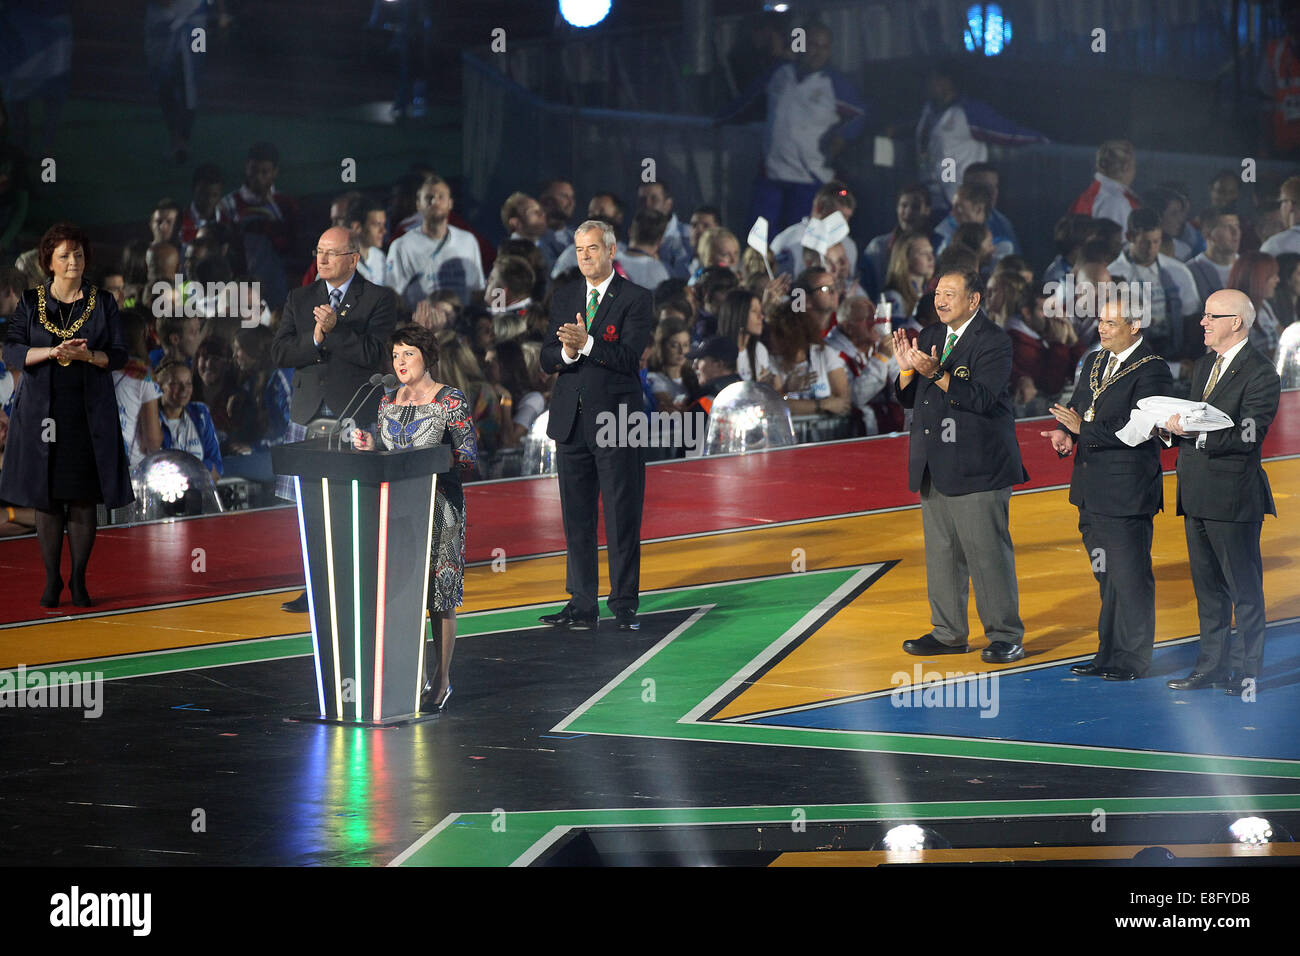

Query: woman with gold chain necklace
[0,223,132,608]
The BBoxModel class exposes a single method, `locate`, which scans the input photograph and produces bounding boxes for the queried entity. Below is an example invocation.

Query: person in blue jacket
[156,359,222,483]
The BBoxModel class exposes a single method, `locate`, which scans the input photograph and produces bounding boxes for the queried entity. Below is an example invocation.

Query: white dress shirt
[561,271,616,364]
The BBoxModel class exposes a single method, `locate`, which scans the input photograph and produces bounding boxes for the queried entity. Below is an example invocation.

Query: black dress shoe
[281,591,309,613]
[1166,671,1229,691]
[982,642,1025,663]
[902,634,969,656]
[1101,667,1138,681]
[1225,676,1255,697]
[538,604,597,630]
[40,576,64,609]
[69,575,93,608]
[1070,660,1103,676]
[614,610,640,631]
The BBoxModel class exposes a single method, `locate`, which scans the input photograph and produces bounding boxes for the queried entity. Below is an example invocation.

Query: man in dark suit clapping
[271,226,397,612]
[1043,294,1172,680]
[893,269,1029,663]
[539,220,654,631]
[1164,289,1281,697]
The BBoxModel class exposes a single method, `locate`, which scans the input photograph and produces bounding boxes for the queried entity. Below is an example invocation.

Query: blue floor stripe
[749,622,1300,761]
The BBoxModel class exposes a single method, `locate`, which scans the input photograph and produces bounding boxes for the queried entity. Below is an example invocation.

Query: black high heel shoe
[40,576,64,608]
[420,680,452,714]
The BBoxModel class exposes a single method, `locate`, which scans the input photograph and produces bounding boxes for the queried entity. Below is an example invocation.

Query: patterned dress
[377,386,478,611]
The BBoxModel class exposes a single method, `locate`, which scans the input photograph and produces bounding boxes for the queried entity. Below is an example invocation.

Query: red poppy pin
[603,324,618,343]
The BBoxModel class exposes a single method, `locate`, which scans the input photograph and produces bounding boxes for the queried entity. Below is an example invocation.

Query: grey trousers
[920,473,1025,646]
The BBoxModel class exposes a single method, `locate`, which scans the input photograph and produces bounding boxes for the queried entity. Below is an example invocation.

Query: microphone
[331,373,384,450]
[333,373,399,450]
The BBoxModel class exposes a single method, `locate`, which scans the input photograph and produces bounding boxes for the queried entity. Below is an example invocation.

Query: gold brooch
[954,366,971,379]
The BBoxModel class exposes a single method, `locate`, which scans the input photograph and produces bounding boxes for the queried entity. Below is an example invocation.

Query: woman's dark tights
[35,500,97,607]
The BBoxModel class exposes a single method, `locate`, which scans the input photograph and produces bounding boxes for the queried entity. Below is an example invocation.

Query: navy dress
[0,282,132,510]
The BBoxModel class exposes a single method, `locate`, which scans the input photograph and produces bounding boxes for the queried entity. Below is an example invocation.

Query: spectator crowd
[3,40,1299,524]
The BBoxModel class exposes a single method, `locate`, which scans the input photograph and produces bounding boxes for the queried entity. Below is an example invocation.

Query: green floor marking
[15,566,1296,781]
[396,793,1300,866]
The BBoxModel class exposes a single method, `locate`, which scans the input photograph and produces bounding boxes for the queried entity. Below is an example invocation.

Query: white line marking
[388,813,463,866]
[551,606,713,733]
[680,565,883,723]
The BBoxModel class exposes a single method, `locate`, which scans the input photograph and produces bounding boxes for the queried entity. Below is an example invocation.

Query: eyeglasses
[314,248,358,260]
[1201,312,1238,321]
[815,285,836,294]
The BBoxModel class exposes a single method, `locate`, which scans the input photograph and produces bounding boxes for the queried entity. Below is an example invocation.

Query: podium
[272,438,452,725]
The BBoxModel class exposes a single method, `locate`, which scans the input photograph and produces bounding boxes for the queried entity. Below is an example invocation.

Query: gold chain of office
[1083,353,1161,422]
[36,284,97,341]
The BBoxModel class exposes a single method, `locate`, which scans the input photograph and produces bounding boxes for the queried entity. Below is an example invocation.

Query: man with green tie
[892,270,1030,663]
[538,220,655,632]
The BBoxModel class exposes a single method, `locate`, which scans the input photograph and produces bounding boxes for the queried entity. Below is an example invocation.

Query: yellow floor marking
[715,466,1300,718]
[770,842,1300,865]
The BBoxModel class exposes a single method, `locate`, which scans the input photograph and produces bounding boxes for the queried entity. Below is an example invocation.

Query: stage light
[963,4,1012,56]
[560,0,611,29]
[764,3,791,10]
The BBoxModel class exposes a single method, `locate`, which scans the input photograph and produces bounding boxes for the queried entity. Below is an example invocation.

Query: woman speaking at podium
[352,324,477,714]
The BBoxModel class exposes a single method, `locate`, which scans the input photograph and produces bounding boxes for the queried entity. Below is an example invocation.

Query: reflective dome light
[1220,816,1293,847]
[129,450,223,521]
[1229,817,1273,844]
[560,0,612,29]
[522,410,558,476]
[702,381,796,456]
[872,824,951,860]
[964,4,1013,56]
[1277,322,1300,387]
[146,458,189,503]
[880,824,927,852]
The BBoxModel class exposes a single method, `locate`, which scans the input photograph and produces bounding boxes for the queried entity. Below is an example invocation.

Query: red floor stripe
[2,393,1296,624]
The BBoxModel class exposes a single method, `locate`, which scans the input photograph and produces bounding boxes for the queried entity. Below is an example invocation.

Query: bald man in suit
[1164,289,1281,696]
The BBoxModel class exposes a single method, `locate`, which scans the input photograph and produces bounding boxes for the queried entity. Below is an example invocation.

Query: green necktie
[585,289,599,329]
[940,332,957,362]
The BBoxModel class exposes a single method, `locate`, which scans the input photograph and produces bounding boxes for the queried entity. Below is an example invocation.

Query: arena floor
[1,398,1297,866]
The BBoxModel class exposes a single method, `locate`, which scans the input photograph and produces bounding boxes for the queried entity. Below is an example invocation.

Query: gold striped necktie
[1202,355,1224,400]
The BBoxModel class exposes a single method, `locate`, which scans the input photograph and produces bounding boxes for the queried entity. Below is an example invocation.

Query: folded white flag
[1115,396,1234,447]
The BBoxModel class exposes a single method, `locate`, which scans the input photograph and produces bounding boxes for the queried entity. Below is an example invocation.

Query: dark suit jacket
[1057,340,1172,518]
[0,282,132,510]
[541,274,654,443]
[895,310,1028,495]
[1173,341,1280,522]
[270,273,397,425]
